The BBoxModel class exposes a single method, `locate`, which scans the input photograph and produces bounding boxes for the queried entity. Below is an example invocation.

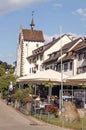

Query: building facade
[27,34,73,74]
[15,16,86,78]
[15,18,44,76]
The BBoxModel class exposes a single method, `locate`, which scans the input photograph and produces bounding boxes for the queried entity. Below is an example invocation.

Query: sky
[0,0,86,65]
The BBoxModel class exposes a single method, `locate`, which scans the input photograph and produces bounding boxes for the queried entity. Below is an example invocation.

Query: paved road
[0,99,70,130]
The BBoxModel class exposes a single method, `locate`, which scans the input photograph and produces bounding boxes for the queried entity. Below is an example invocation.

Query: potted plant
[46,104,59,118]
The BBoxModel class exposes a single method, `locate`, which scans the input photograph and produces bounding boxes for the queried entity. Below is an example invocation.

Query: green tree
[0,61,16,98]
[0,65,5,76]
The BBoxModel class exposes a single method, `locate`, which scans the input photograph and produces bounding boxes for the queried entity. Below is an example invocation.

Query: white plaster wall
[16,43,21,76]
[63,69,73,77]
[44,35,72,61]
[22,41,44,76]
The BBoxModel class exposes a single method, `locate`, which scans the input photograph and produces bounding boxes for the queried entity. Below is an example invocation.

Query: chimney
[52,37,56,41]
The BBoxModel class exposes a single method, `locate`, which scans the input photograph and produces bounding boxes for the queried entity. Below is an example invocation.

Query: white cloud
[44,33,81,44]
[44,34,58,43]
[73,8,86,27]
[44,34,52,43]
[73,8,86,20]
[0,0,47,14]
[44,34,65,44]
[75,8,86,17]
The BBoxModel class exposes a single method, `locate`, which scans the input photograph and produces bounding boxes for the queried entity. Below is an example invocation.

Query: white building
[27,34,73,74]
[43,37,83,76]
[15,15,86,78]
[15,17,44,76]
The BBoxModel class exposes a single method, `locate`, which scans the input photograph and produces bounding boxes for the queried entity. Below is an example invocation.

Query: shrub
[12,88,32,103]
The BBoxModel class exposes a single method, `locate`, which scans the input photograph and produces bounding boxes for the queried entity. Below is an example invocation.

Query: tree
[0,61,16,98]
[0,65,5,76]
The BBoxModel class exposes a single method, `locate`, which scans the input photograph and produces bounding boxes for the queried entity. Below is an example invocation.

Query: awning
[17,69,68,84]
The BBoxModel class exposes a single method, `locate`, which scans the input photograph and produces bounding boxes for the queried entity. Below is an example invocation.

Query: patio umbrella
[17,69,68,104]
[17,69,68,84]
[66,73,86,85]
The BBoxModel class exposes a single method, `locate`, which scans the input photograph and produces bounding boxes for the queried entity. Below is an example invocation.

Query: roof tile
[22,29,44,42]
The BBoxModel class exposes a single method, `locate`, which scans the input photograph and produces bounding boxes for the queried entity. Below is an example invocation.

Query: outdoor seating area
[4,85,86,130]
[14,69,86,129]
[30,95,59,115]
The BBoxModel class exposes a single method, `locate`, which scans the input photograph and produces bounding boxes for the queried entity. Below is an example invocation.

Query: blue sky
[0,0,86,65]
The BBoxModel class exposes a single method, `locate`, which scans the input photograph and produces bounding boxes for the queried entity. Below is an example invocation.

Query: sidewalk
[0,98,71,130]
[27,115,48,125]
[27,116,71,130]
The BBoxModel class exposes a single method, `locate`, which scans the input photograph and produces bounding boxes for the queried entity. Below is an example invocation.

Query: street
[0,99,70,130]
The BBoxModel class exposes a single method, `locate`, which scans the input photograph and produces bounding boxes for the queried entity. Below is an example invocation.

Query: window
[40,55,43,61]
[83,66,86,72]
[50,66,52,69]
[64,63,68,71]
[70,62,73,70]
[78,53,83,60]
[54,65,57,71]
[29,59,32,64]
[36,64,38,70]
[83,52,86,59]
[57,65,61,71]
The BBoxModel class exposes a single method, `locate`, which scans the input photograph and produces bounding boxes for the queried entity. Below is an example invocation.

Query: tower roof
[30,17,35,30]
[30,11,35,30]
[19,11,44,42]
[22,29,44,42]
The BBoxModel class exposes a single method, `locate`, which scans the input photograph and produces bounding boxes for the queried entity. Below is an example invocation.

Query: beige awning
[17,69,68,84]
[66,73,86,85]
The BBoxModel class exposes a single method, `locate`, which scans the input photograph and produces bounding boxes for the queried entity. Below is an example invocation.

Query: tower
[15,13,45,76]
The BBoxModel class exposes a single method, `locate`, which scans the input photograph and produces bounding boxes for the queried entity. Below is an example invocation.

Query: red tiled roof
[58,38,85,63]
[22,29,44,42]
[32,34,69,55]
[43,37,81,64]
[72,40,86,52]
[61,53,74,62]
[32,37,60,55]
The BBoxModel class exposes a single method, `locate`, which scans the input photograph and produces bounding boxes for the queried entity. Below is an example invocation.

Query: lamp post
[59,26,63,111]
[60,26,64,127]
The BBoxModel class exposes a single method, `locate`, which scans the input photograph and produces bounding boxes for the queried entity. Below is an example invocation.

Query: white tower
[15,13,44,76]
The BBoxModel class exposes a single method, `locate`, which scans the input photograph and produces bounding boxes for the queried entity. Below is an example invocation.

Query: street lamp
[60,26,63,111]
[60,26,64,127]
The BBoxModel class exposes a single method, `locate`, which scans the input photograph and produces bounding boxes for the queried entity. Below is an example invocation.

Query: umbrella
[17,69,68,104]
[66,73,86,85]
[17,69,68,84]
